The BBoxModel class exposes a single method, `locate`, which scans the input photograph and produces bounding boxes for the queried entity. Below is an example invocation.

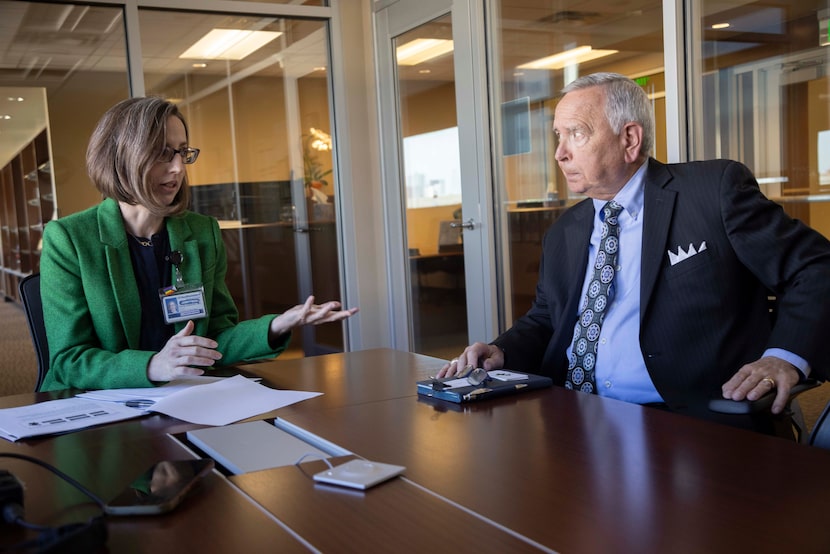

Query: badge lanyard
[158,250,208,325]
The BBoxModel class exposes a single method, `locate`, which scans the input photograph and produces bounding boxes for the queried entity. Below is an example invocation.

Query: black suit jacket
[494,158,830,419]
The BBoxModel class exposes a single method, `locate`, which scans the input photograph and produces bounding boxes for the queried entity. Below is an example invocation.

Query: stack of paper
[0,376,323,442]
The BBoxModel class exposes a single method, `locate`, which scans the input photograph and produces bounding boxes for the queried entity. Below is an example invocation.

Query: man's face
[553,86,633,201]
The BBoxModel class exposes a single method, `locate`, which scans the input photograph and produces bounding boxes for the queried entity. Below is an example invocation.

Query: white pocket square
[668,241,707,266]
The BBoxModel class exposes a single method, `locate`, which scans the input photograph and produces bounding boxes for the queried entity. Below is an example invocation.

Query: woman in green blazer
[39,97,357,391]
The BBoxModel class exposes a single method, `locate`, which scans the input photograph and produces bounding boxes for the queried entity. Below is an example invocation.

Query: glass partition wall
[0,1,129,300]
[690,0,830,240]
[0,1,344,357]
[488,1,665,324]
[488,0,830,328]
[138,10,343,354]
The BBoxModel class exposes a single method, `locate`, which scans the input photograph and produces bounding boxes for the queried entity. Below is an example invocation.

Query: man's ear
[621,122,644,163]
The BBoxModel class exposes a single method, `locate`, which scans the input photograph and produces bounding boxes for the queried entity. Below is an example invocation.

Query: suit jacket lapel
[565,200,594,299]
[641,159,676,319]
[98,198,143,348]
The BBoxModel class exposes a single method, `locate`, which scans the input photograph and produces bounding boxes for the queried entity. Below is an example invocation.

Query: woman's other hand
[147,320,223,382]
[269,296,359,337]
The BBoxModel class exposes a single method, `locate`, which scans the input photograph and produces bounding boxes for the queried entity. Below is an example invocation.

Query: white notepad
[186,419,350,475]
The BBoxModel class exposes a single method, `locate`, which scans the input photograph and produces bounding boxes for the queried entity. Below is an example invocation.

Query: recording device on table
[417,366,552,403]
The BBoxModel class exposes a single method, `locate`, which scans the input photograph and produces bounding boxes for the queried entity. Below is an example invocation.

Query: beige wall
[185,75,330,188]
[49,72,332,209]
[48,71,129,217]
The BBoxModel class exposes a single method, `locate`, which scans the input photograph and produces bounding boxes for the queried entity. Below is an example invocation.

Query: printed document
[0,397,143,442]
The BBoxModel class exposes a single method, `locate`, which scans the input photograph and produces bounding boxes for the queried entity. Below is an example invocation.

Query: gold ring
[760,377,776,388]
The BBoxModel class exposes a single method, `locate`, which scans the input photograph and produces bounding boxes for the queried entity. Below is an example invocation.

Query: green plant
[303,133,332,189]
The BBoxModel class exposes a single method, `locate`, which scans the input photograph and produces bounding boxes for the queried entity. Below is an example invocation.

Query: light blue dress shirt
[566,160,810,404]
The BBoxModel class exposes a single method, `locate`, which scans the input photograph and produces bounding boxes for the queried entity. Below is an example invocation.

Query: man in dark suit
[439,72,830,435]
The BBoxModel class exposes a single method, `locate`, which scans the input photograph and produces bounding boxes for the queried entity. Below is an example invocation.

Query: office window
[403,127,461,209]
[489,1,665,322]
[691,0,830,239]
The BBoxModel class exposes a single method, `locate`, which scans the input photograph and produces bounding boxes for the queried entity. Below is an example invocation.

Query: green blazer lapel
[167,215,206,334]
[98,198,143,348]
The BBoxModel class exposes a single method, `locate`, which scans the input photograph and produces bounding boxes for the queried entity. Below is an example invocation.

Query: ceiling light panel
[179,29,282,61]
[396,38,453,66]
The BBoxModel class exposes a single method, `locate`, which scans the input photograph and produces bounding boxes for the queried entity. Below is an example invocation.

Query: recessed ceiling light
[711,23,730,29]
[180,29,282,61]
[192,63,207,68]
[1,115,11,120]
[313,66,327,72]
[7,97,23,102]
[518,45,618,70]
[418,69,431,74]
[396,39,453,66]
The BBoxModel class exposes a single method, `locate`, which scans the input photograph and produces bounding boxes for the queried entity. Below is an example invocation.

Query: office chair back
[18,273,49,391]
[808,402,830,450]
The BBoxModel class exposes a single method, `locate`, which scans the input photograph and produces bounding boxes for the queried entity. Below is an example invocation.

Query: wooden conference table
[1,348,829,553]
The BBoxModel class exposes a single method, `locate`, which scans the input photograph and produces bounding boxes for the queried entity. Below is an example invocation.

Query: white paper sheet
[0,376,321,441]
[150,375,322,426]
[75,376,232,403]
[0,397,144,442]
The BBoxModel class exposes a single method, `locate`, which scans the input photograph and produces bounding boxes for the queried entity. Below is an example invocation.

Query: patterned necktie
[565,201,623,393]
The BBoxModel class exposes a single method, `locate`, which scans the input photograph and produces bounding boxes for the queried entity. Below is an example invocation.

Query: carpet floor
[0,299,38,396]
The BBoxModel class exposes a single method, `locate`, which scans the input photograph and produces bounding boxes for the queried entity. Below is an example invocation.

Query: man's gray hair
[561,72,655,156]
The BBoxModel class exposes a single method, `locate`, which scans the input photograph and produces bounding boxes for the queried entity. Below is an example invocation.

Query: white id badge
[160,284,208,324]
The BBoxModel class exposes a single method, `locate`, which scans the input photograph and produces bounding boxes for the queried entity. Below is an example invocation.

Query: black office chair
[18,273,49,391]
[808,400,830,449]
[709,293,825,442]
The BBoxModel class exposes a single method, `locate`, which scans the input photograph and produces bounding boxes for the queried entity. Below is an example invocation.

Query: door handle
[449,218,475,230]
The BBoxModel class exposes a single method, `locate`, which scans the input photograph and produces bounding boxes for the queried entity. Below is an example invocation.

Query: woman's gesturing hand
[269,296,359,338]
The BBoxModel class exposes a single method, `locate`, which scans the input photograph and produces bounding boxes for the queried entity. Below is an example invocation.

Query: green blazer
[39,198,288,391]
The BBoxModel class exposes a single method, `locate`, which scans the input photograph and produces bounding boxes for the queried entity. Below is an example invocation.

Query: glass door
[375,0,496,358]
[395,15,467,358]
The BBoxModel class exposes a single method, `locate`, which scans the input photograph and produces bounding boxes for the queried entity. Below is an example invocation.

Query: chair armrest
[708,379,820,414]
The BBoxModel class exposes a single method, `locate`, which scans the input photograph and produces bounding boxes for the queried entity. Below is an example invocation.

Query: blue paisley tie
[565,201,623,393]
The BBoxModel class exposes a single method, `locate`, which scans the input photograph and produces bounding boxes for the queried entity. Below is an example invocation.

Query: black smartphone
[104,459,214,516]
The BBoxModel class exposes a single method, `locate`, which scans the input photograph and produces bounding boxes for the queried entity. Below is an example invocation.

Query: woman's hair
[86,96,191,217]
[561,72,655,157]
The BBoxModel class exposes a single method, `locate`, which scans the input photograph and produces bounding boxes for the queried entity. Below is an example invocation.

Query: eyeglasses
[158,146,200,165]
